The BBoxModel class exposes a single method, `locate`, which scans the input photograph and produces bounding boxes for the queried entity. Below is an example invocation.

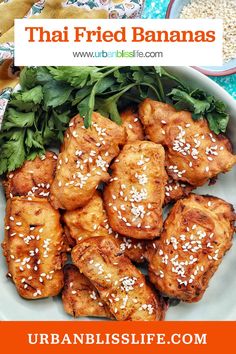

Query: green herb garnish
[168,88,229,134]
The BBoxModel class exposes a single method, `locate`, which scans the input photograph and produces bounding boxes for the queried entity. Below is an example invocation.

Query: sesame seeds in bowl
[166,0,236,76]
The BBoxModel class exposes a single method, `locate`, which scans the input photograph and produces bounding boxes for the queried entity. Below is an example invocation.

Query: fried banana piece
[0,59,19,91]
[148,194,236,302]
[50,113,125,211]
[139,99,176,144]
[139,99,236,186]
[62,264,112,318]
[104,141,167,239]
[2,197,67,299]
[3,151,57,199]
[63,192,147,263]
[0,0,37,36]
[164,112,236,186]
[72,236,165,321]
[115,235,147,264]
[164,177,194,205]
[121,108,144,143]
[62,192,111,243]
[0,1,108,43]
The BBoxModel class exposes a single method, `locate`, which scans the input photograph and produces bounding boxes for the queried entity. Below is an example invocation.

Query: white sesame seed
[180,0,236,62]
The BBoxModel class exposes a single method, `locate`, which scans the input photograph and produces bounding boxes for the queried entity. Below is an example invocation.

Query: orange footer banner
[0,321,235,354]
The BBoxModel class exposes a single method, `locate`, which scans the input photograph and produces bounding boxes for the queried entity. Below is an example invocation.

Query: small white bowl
[166,0,236,76]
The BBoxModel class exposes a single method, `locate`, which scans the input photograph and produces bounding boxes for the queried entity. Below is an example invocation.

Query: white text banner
[14,19,223,66]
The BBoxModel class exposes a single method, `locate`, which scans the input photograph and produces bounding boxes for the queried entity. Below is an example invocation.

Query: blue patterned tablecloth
[142,0,236,100]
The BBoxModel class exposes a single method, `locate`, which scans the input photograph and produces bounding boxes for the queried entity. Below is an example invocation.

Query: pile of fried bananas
[2,101,236,321]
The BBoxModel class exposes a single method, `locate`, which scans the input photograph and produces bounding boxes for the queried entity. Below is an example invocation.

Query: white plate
[0,66,236,320]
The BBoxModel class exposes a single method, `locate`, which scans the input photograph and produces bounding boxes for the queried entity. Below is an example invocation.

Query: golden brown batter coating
[164,177,194,205]
[3,151,57,199]
[103,141,167,239]
[0,0,108,43]
[2,197,67,299]
[121,108,144,143]
[62,192,111,243]
[63,191,147,263]
[0,0,37,37]
[72,236,165,321]
[62,264,112,319]
[115,234,147,264]
[50,113,125,211]
[139,99,176,144]
[139,99,236,186]
[148,194,235,302]
[0,59,19,91]
[63,225,76,249]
